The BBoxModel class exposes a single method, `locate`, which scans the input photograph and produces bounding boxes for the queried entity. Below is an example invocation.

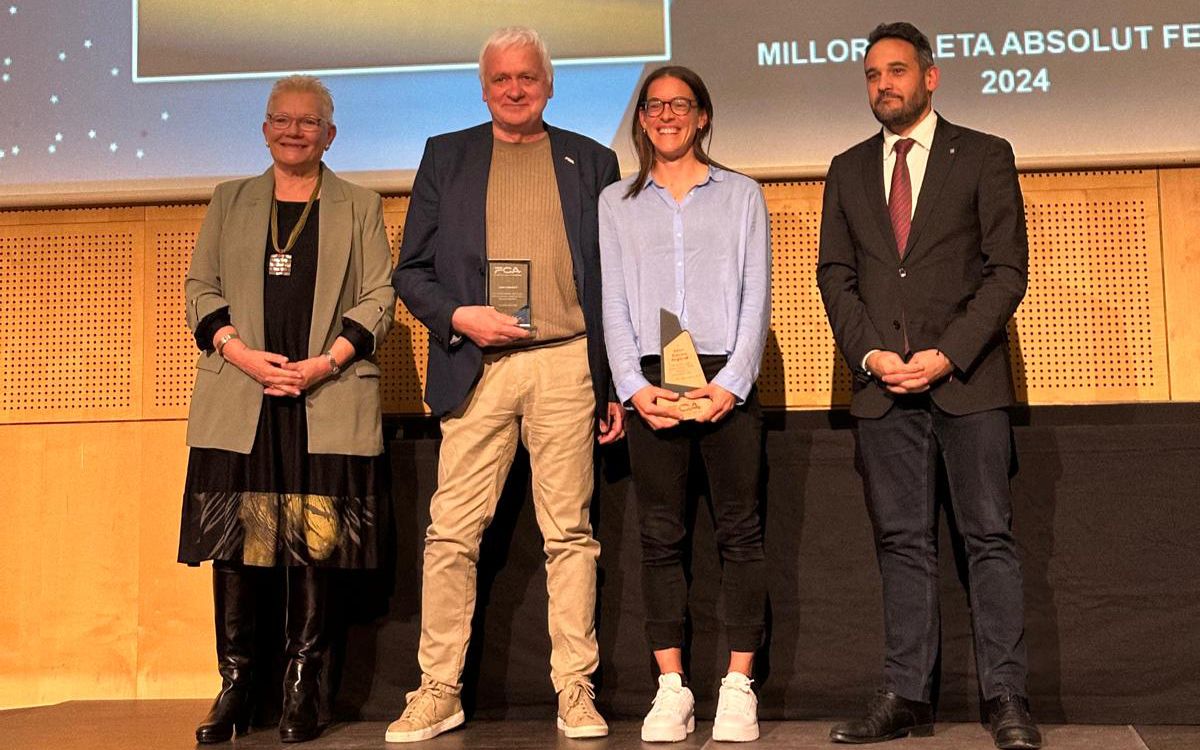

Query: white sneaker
[641,672,696,743]
[712,671,759,742]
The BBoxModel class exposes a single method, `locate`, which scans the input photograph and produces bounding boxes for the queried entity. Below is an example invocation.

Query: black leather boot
[279,566,329,743]
[196,563,256,744]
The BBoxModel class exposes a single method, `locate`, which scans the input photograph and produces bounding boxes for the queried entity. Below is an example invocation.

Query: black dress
[178,201,387,568]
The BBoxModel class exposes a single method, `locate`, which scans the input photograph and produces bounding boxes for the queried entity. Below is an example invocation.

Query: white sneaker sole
[384,710,465,743]
[712,720,760,742]
[556,717,610,738]
[641,714,696,742]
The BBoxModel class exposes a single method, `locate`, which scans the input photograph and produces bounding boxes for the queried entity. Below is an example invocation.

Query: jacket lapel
[547,125,584,295]
[464,125,493,278]
[228,169,273,350]
[903,116,958,259]
[311,166,351,356]
[859,133,898,258]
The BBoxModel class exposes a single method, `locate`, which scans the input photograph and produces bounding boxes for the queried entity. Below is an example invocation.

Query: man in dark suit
[817,22,1040,750]
[387,26,623,744]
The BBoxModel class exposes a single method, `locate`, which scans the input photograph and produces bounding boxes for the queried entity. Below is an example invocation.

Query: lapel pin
[564,156,575,164]
[949,147,956,155]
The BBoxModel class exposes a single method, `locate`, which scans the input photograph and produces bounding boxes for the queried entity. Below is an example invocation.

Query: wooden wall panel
[0,167,1193,429]
[380,196,431,415]
[135,420,214,699]
[1013,170,1169,403]
[1159,168,1200,402]
[0,206,145,227]
[0,420,206,707]
[0,423,144,707]
[144,220,201,419]
[0,223,144,423]
[758,181,849,408]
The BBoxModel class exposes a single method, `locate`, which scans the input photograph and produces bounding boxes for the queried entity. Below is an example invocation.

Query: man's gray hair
[267,74,335,123]
[478,26,554,87]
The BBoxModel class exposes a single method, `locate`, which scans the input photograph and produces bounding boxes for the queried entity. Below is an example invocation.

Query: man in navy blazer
[818,23,1040,750]
[388,26,622,744]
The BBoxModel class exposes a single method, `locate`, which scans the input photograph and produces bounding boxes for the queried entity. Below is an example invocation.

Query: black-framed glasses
[265,113,325,132]
[641,97,698,117]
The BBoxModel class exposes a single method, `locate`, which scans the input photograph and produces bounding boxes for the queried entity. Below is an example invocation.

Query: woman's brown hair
[624,65,729,199]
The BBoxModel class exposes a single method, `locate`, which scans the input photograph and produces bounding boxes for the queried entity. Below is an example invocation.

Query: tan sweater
[486,137,586,349]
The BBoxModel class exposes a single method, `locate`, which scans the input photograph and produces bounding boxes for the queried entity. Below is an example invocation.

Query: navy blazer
[394,122,621,419]
[817,116,1028,418]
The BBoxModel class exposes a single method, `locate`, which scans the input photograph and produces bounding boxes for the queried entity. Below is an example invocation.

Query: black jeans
[626,356,767,653]
[856,395,1028,702]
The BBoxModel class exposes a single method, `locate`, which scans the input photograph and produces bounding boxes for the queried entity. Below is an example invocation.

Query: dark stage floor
[2,700,1199,750]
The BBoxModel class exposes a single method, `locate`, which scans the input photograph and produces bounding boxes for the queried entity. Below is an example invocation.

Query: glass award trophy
[486,259,535,333]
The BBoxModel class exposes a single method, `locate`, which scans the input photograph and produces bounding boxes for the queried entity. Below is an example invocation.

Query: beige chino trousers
[418,337,600,693]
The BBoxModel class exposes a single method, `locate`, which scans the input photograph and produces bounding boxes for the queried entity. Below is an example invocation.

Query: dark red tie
[889,138,915,257]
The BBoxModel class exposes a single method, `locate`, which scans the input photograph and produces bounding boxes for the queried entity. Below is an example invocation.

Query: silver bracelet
[325,351,340,375]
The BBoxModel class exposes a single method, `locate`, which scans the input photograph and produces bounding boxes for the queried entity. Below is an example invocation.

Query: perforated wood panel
[380,196,431,414]
[0,223,143,422]
[0,167,1189,425]
[144,219,202,418]
[758,181,850,408]
[756,172,1170,408]
[1013,171,1168,403]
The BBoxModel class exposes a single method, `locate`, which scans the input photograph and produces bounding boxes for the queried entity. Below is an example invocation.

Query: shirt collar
[883,110,938,155]
[645,164,724,192]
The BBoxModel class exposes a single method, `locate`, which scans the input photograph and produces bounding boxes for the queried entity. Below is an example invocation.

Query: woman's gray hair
[478,26,554,87]
[266,74,335,123]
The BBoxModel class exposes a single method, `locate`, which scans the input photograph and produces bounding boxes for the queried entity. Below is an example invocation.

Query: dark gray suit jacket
[393,122,620,419]
[817,115,1028,418]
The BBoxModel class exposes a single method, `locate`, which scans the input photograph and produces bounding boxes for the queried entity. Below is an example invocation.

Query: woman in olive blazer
[179,75,394,745]
[185,161,394,456]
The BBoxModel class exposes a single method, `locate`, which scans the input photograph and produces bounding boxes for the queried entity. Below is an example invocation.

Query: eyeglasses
[641,97,698,117]
[265,113,325,132]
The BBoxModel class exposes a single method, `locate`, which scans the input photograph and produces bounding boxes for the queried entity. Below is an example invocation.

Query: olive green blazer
[184,166,395,456]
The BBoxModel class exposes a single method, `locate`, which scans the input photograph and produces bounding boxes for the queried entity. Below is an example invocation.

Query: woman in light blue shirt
[599,65,771,744]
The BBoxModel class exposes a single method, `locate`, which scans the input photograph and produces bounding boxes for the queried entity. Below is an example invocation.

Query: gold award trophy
[656,309,711,420]
[487,259,536,333]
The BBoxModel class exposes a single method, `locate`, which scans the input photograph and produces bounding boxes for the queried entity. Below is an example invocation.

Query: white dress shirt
[882,110,938,219]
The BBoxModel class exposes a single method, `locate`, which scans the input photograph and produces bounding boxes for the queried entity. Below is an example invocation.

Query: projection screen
[0,0,1196,206]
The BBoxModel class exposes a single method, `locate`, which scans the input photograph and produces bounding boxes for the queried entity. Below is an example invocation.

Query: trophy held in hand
[657,309,711,421]
[487,259,536,334]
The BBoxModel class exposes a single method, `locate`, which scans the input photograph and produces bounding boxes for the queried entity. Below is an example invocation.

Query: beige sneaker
[557,680,609,739]
[384,678,465,743]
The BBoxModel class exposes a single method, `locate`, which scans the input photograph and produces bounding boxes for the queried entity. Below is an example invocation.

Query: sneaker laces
[648,681,686,718]
[717,674,755,716]
[563,681,601,722]
[400,684,444,724]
